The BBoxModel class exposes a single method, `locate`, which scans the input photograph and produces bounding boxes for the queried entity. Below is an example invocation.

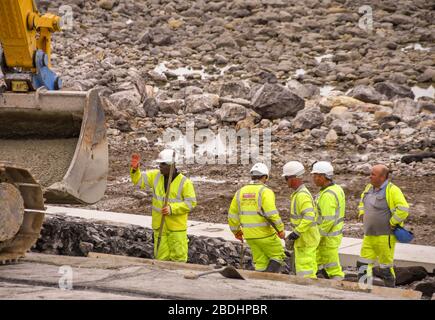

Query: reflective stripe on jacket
[131,168,197,231]
[228,183,284,240]
[316,184,345,247]
[290,185,320,248]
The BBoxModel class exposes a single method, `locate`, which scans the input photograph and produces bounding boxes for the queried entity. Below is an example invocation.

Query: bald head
[370,164,389,188]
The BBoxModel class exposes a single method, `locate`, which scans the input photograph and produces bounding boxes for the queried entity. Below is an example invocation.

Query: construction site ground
[0,253,423,300]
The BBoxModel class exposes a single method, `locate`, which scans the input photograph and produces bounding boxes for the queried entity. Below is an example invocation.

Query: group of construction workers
[130,149,410,287]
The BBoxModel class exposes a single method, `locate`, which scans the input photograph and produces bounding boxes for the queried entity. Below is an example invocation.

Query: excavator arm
[0,0,109,263]
[0,0,62,92]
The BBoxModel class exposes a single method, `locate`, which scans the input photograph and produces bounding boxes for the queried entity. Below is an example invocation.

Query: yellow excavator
[0,0,108,263]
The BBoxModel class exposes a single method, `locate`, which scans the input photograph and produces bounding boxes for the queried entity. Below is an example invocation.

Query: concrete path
[0,253,420,300]
[46,206,435,273]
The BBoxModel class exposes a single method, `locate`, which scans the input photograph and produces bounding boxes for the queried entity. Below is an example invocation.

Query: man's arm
[389,185,409,227]
[294,193,317,235]
[228,192,242,237]
[169,179,197,215]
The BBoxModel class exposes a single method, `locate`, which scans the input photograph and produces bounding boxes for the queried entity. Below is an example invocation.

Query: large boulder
[216,103,247,122]
[185,93,220,114]
[251,83,305,119]
[347,85,387,104]
[291,107,324,132]
[374,81,415,100]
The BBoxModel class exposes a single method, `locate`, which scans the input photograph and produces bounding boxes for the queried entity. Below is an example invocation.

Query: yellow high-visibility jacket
[358,181,409,227]
[316,184,346,247]
[290,185,320,248]
[130,168,197,231]
[228,183,284,240]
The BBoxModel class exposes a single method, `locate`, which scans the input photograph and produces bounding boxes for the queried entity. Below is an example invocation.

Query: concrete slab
[46,206,435,272]
[0,253,419,300]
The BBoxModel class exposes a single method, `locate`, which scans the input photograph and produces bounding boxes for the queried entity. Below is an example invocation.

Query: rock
[159,99,185,114]
[330,119,358,135]
[286,80,320,99]
[400,127,416,137]
[393,98,417,117]
[115,119,132,132]
[216,103,247,122]
[319,95,370,113]
[415,280,435,299]
[291,107,324,132]
[79,242,94,256]
[147,70,167,82]
[185,94,220,114]
[236,110,261,130]
[251,83,305,119]
[401,152,435,164]
[347,85,387,104]
[219,81,251,100]
[374,107,393,121]
[374,82,415,100]
[109,89,141,113]
[219,97,252,108]
[216,34,238,48]
[395,267,428,286]
[138,27,174,46]
[142,97,159,117]
[417,68,435,83]
[325,129,338,143]
[173,86,203,100]
[373,266,427,286]
[418,99,435,114]
[98,0,118,10]
[278,119,291,130]
[329,106,351,118]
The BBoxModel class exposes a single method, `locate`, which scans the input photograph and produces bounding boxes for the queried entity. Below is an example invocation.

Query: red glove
[131,153,140,170]
[235,231,243,241]
[277,231,285,240]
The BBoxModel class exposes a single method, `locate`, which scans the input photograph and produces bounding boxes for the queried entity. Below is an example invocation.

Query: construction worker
[228,163,286,273]
[130,149,197,262]
[311,161,345,280]
[283,161,320,279]
[357,164,409,287]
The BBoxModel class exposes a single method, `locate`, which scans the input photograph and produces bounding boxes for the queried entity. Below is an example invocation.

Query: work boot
[316,268,330,279]
[381,268,396,288]
[265,259,282,273]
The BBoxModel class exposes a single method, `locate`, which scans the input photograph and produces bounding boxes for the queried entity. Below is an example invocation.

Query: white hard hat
[156,149,177,164]
[311,161,334,177]
[250,163,269,177]
[282,161,305,177]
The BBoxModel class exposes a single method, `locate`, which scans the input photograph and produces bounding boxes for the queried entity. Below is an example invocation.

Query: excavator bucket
[0,163,45,264]
[0,88,108,204]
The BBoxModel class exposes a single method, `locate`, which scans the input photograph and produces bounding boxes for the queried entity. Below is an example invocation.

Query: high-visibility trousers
[153,230,189,262]
[358,235,396,278]
[317,246,345,279]
[246,234,285,271]
[295,246,318,279]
